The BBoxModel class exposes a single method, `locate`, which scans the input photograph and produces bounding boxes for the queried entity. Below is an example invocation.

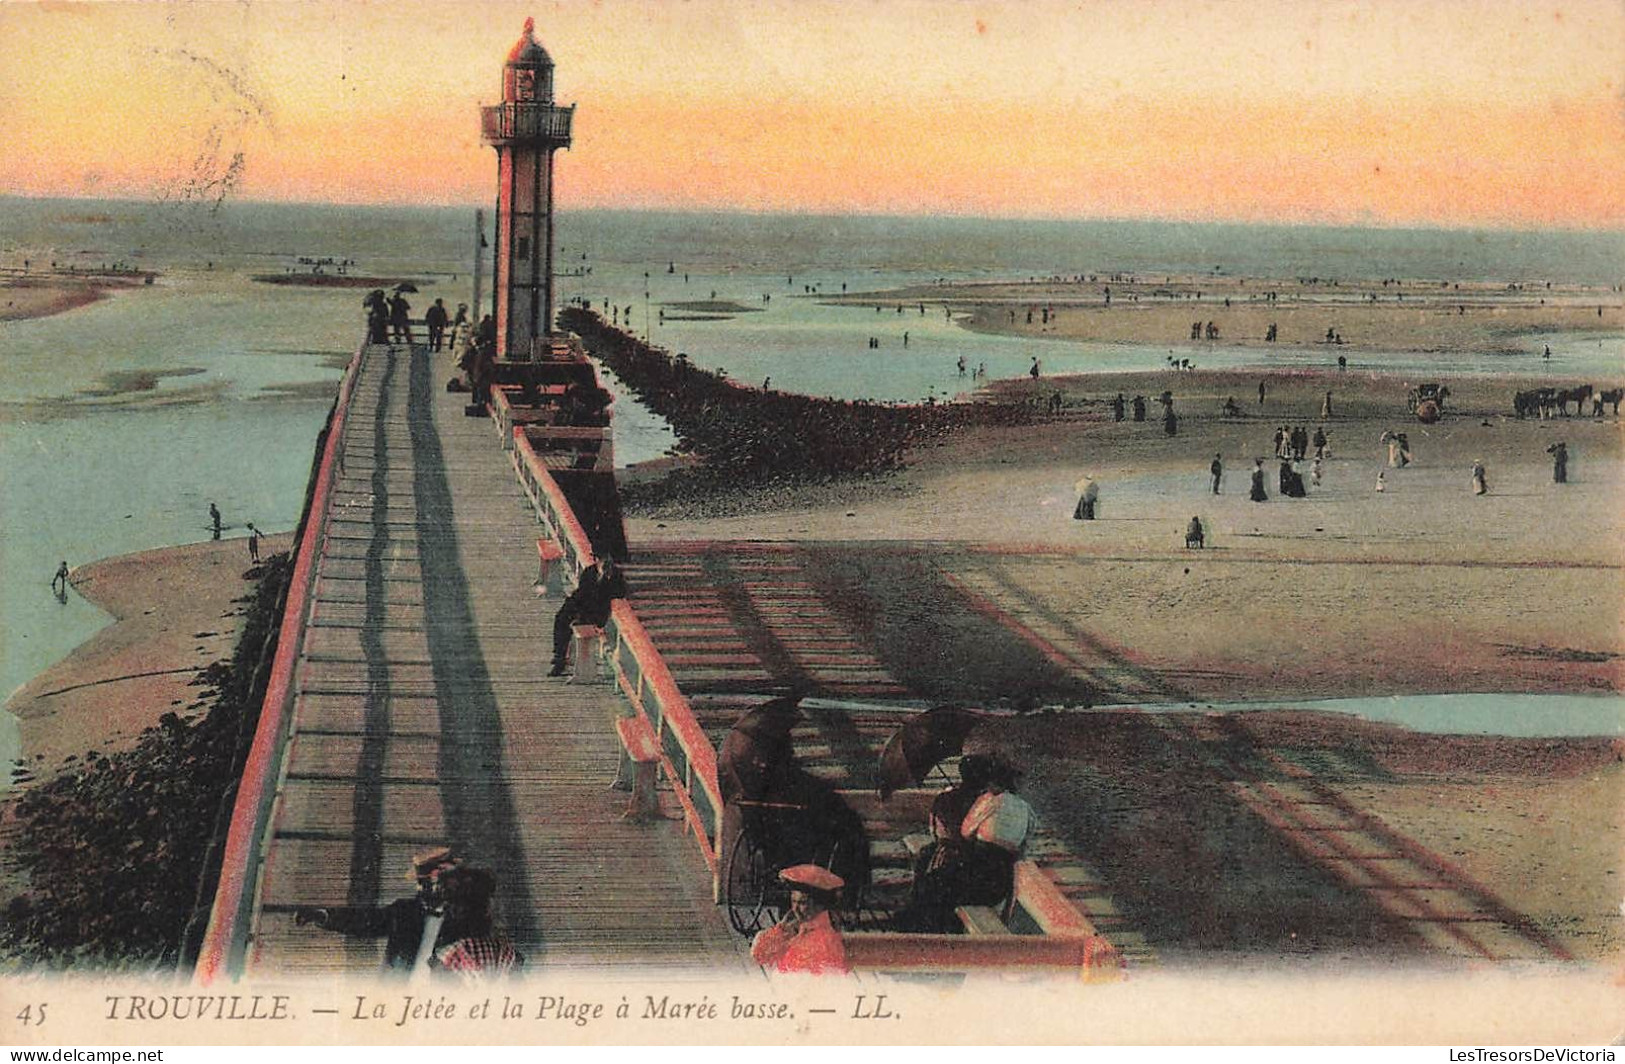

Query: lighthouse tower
[480,19,574,361]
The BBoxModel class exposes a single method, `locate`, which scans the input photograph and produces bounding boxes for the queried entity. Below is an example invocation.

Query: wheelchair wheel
[820,838,867,928]
[724,828,778,935]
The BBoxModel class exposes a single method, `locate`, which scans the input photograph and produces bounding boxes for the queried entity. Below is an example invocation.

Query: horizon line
[3,191,1623,240]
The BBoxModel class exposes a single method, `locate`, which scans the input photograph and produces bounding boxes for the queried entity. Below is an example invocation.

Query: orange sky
[1,0,1621,228]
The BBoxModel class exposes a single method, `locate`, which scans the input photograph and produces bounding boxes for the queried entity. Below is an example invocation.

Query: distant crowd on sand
[1071,379,1591,541]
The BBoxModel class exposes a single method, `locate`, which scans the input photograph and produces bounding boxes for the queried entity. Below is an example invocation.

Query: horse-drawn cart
[1408,382,1449,422]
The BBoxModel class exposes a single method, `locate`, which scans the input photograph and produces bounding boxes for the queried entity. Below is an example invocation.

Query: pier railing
[512,428,596,578]
[194,338,367,983]
[508,421,728,880]
[602,602,727,876]
[491,387,518,452]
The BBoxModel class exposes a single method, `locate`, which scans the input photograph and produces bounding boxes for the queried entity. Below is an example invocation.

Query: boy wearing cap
[294,846,463,974]
[749,864,850,975]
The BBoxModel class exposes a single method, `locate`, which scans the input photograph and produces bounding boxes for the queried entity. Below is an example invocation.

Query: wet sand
[5,535,289,783]
[0,279,110,322]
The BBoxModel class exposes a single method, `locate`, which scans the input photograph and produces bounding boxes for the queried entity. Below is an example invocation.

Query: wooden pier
[204,339,745,976]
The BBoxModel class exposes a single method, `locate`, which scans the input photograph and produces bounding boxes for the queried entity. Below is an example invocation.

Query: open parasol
[393,281,420,293]
[877,705,988,800]
[717,696,803,805]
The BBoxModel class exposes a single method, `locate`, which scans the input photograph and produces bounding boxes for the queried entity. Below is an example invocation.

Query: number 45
[16,1003,47,1026]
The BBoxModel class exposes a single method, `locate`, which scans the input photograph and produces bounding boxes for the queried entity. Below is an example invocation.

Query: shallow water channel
[1125,692,1625,738]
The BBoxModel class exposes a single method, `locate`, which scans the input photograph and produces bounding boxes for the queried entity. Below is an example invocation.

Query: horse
[1554,384,1593,417]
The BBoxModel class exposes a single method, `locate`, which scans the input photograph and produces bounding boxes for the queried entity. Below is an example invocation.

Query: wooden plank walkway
[246,342,747,974]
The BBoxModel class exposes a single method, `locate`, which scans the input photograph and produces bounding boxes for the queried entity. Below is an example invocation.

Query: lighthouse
[480,19,574,361]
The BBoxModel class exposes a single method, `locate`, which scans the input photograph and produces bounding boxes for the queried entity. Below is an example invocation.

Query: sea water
[1,196,1621,775]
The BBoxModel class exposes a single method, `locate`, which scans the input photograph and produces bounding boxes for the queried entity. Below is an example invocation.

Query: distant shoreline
[250,274,430,289]
[0,277,129,322]
[828,274,1625,356]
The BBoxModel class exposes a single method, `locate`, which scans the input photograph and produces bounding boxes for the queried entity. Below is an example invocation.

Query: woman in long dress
[1249,459,1268,502]
[1472,460,1488,495]
[1074,476,1099,520]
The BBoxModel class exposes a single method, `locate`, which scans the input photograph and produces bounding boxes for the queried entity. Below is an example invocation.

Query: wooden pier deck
[245,342,746,974]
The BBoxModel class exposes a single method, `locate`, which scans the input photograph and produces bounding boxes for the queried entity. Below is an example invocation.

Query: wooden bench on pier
[613,714,661,821]
[535,537,565,589]
[569,623,607,684]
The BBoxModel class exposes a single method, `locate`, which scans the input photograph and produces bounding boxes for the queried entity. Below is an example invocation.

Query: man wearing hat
[294,845,463,974]
[748,864,850,975]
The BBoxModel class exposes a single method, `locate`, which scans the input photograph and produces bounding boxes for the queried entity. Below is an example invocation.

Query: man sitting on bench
[548,555,627,677]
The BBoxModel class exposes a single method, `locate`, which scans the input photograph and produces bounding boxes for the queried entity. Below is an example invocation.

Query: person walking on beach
[1029,357,1041,380]
[1073,475,1099,521]
[425,298,449,352]
[1249,460,1268,502]
[209,502,222,540]
[1313,427,1327,459]
[247,523,261,564]
[52,560,69,597]
[1382,430,1402,468]
[1548,441,1569,483]
[1471,459,1488,496]
[1321,391,1333,420]
[1210,454,1223,494]
[1258,380,1268,406]
[1131,395,1146,422]
[1375,469,1386,493]
[1311,455,1323,487]
[1111,393,1125,422]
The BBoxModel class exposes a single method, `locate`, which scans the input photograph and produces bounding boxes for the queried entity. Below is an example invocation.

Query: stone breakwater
[561,308,1033,485]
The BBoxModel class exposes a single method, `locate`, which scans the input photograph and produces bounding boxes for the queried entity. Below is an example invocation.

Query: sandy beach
[5,535,289,783]
[620,356,1624,961]
[631,366,1624,701]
